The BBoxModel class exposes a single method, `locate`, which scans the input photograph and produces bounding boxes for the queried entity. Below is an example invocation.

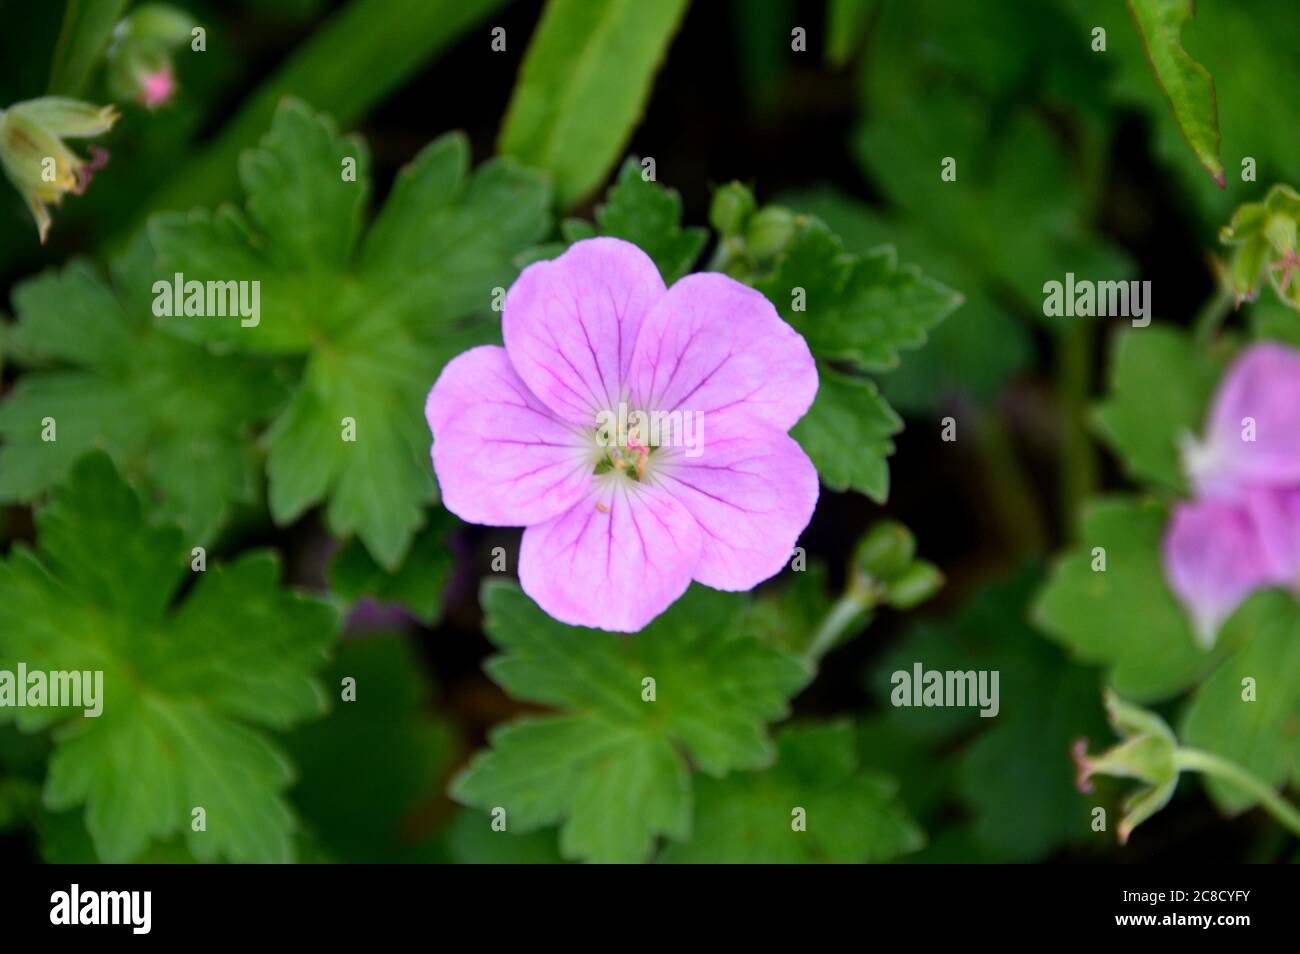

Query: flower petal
[628,271,817,433]
[428,346,593,526]
[1243,486,1300,586]
[518,478,702,632]
[1186,342,1300,499]
[654,415,819,591]
[503,237,666,426]
[1162,499,1273,649]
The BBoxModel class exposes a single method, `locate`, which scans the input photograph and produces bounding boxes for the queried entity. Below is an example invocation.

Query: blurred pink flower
[425,237,819,631]
[137,66,176,109]
[1165,341,1300,646]
[1182,342,1300,500]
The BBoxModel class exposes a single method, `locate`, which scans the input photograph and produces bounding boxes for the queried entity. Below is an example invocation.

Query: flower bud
[744,206,796,260]
[1220,184,1300,310]
[1072,692,1178,844]
[106,4,197,110]
[853,521,916,581]
[884,560,944,610]
[0,97,119,242]
[709,182,756,237]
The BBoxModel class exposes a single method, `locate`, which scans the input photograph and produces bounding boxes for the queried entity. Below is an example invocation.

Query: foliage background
[1,0,1297,863]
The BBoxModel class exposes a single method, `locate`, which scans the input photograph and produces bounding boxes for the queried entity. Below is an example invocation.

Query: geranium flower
[426,237,819,631]
[1164,341,1300,645]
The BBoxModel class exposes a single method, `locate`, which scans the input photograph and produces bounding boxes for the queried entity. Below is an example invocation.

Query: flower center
[593,410,657,482]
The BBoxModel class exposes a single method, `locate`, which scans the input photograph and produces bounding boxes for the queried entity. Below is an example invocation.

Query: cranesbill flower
[1162,498,1273,648]
[426,237,819,631]
[1182,342,1300,500]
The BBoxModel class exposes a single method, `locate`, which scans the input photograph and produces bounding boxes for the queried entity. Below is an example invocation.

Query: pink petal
[1186,342,1300,499]
[518,479,703,632]
[503,238,666,426]
[427,346,593,527]
[1243,487,1300,587]
[654,414,819,591]
[627,272,817,433]
[1162,499,1273,649]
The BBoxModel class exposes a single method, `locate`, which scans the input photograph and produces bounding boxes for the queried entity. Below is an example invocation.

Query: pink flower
[426,238,819,631]
[1162,499,1272,648]
[1163,341,1300,646]
[1182,343,1300,501]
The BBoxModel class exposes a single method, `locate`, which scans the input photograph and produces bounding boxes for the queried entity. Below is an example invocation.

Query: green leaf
[450,582,811,863]
[826,0,878,67]
[445,810,569,864]
[47,0,129,96]
[1182,590,1300,814]
[328,511,458,626]
[1092,326,1225,492]
[658,721,922,863]
[0,453,338,862]
[0,244,287,542]
[790,363,900,502]
[564,158,707,284]
[751,216,963,374]
[782,188,1031,413]
[151,100,551,568]
[499,0,689,207]
[284,632,456,862]
[1034,498,1215,700]
[1126,0,1224,186]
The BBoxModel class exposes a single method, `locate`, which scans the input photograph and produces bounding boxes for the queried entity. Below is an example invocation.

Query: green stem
[1057,322,1097,539]
[1175,747,1300,838]
[48,0,130,97]
[803,592,870,664]
[1192,286,1235,346]
[971,406,1047,555]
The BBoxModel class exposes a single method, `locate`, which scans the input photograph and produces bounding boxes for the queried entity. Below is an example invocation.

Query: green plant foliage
[450,582,811,863]
[0,453,338,862]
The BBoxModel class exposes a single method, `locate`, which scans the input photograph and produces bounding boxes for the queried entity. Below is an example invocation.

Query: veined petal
[1162,499,1273,649]
[518,478,702,632]
[628,271,817,433]
[428,346,593,527]
[654,415,819,591]
[503,237,665,426]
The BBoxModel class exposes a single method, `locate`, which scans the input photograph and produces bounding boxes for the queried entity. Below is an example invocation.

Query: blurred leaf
[1092,326,1224,492]
[445,810,569,864]
[328,511,458,626]
[871,568,1109,861]
[1182,590,1300,814]
[826,0,877,67]
[285,632,456,862]
[152,101,551,568]
[135,0,511,221]
[450,582,811,863]
[499,0,690,206]
[658,721,922,863]
[562,158,707,284]
[47,0,129,96]
[1034,497,1214,700]
[1126,0,1223,186]
[0,242,286,542]
[0,453,338,862]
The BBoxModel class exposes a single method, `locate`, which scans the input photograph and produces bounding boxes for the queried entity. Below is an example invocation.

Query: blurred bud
[744,206,796,260]
[1220,184,1300,310]
[0,97,119,242]
[709,182,756,236]
[884,561,944,610]
[853,521,916,581]
[106,4,197,110]
[1072,691,1178,844]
